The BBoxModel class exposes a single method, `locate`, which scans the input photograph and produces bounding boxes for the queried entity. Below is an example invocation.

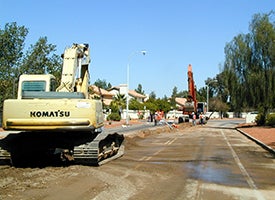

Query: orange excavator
[178,64,206,123]
[183,64,197,116]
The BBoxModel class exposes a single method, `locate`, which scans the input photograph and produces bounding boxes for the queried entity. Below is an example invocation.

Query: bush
[107,112,121,121]
[266,113,275,126]
[255,106,266,126]
[224,112,229,118]
[255,112,265,126]
[138,114,144,119]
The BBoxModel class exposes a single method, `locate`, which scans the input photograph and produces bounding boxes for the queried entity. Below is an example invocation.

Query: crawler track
[73,131,124,165]
[0,147,10,160]
[0,130,124,167]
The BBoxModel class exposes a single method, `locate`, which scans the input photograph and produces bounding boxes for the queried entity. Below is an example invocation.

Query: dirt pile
[125,122,192,139]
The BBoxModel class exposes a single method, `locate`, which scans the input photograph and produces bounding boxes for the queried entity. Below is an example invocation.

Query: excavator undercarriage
[0,129,124,167]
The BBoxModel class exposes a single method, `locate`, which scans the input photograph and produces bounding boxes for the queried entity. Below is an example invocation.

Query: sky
[0,0,273,98]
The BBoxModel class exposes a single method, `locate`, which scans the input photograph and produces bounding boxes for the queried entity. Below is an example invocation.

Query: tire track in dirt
[90,169,137,200]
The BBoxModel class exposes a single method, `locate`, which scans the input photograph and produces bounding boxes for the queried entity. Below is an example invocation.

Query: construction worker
[199,112,204,125]
[192,112,196,126]
[154,111,158,126]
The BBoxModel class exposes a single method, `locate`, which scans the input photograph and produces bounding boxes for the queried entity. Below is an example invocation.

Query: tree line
[218,11,275,117]
[1,11,274,120]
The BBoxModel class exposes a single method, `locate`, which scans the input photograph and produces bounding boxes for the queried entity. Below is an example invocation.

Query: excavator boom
[183,64,197,114]
[187,64,197,111]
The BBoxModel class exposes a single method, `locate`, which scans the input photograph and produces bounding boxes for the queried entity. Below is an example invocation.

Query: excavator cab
[18,74,56,99]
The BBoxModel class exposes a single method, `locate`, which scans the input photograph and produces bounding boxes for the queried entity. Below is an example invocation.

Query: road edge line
[236,128,275,155]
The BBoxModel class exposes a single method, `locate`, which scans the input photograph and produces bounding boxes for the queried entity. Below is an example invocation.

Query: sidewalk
[238,126,275,150]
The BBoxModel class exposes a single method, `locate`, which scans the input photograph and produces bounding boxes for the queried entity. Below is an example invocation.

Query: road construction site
[0,119,275,200]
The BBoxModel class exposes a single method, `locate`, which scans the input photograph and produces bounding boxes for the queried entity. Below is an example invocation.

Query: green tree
[144,97,171,115]
[135,83,145,95]
[171,86,178,97]
[221,11,275,114]
[129,98,143,110]
[170,86,178,109]
[149,91,156,99]
[197,87,207,102]
[0,22,28,108]
[144,98,157,113]
[155,98,171,114]
[0,22,28,79]
[177,90,188,98]
[250,11,275,114]
[94,79,112,90]
[110,94,126,113]
[210,97,229,118]
[0,22,64,110]
[20,37,62,79]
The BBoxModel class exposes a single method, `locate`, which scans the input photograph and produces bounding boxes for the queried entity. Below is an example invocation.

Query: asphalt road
[120,119,275,200]
[0,119,275,200]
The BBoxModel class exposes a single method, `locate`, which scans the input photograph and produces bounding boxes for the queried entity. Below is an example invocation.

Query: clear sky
[0,0,273,97]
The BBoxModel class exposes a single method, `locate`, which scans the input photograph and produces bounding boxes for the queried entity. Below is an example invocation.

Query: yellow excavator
[0,43,124,166]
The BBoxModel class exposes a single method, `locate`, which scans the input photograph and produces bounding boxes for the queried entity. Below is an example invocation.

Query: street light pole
[126,62,130,125]
[207,85,209,112]
[126,50,146,126]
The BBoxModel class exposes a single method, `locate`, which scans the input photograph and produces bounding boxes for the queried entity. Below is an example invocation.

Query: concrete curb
[236,128,275,155]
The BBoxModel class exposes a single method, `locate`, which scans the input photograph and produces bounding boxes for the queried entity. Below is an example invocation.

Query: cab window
[50,78,57,91]
[22,81,46,92]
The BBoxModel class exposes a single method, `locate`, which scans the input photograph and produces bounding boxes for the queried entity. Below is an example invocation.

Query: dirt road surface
[0,119,275,200]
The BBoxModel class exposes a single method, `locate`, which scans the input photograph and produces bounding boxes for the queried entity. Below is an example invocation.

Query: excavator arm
[187,64,197,110]
[183,64,197,115]
[56,43,90,98]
